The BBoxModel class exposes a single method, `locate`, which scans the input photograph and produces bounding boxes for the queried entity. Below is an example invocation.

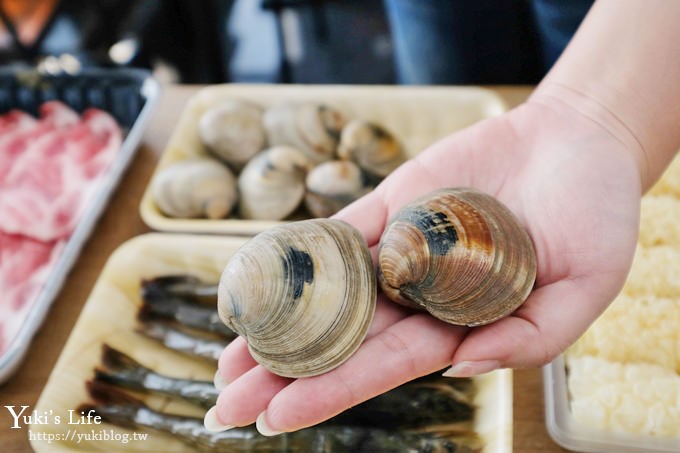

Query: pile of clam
[217,188,537,378]
[152,100,406,221]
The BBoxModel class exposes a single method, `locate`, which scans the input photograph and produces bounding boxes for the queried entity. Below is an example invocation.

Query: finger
[218,337,257,384]
[212,298,409,430]
[214,365,292,427]
[258,314,467,434]
[217,298,409,385]
[450,276,617,371]
[366,295,410,337]
[333,190,387,247]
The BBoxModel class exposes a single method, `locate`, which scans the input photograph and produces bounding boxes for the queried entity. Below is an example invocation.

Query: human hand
[205,93,643,435]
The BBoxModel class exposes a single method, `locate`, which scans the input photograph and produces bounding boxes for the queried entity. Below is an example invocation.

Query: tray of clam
[32,233,512,452]
[139,84,507,235]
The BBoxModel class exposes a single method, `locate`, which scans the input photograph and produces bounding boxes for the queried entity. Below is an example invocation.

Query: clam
[337,119,406,179]
[377,188,537,326]
[217,219,376,377]
[152,157,237,219]
[238,146,313,220]
[198,99,266,169]
[263,101,345,164]
[304,160,372,218]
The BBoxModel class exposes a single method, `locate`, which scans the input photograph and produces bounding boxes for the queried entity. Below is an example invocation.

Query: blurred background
[0,0,592,85]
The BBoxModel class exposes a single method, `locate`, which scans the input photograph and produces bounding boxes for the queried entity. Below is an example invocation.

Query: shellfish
[377,188,537,326]
[152,157,237,219]
[198,99,266,170]
[263,102,345,164]
[304,160,372,218]
[237,146,313,220]
[337,119,406,179]
[217,219,376,378]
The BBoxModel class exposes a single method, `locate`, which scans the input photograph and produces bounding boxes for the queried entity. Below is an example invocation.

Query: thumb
[449,277,613,372]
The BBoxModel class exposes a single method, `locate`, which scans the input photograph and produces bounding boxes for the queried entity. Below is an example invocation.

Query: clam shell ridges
[218,219,376,377]
[378,188,537,326]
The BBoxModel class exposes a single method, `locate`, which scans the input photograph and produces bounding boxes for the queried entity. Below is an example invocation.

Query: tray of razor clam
[33,233,512,453]
[139,84,507,235]
[544,153,680,453]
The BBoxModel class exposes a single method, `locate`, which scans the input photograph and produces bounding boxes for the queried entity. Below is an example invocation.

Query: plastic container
[0,67,160,383]
[139,84,507,235]
[33,233,513,452]
[543,355,680,452]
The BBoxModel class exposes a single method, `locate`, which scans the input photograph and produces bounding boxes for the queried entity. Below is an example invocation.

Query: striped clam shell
[304,160,372,218]
[337,119,406,179]
[199,99,266,170]
[263,102,345,164]
[152,157,237,219]
[217,219,376,377]
[377,188,537,326]
[237,146,313,220]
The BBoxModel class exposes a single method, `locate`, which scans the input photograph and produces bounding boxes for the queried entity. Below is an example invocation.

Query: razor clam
[304,160,372,218]
[378,187,537,326]
[141,278,236,339]
[263,101,345,164]
[152,157,237,219]
[337,119,406,179]
[136,320,228,362]
[81,381,476,452]
[142,275,218,300]
[329,380,475,432]
[95,345,219,409]
[94,345,477,430]
[217,219,376,378]
[237,146,313,220]
[199,99,266,170]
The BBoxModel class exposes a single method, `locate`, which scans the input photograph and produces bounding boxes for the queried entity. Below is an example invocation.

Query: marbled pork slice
[0,103,122,241]
[0,232,65,354]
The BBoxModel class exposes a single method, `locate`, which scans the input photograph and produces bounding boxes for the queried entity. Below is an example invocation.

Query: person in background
[385,0,593,84]
[205,0,680,436]
[0,0,232,83]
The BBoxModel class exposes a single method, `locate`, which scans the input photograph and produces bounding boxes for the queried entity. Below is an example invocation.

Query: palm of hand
[212,101,642,434]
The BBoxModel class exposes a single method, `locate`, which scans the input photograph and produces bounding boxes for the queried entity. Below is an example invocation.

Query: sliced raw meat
[0,102,122,241]
[0,232,65,353]
[0,101,122,356]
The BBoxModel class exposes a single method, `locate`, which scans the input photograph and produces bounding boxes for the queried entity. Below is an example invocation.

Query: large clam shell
[378,188,537,326]
[263,102,345,164]
[217,219,376,377]
[237,146,313,220]
[152,157,237,219]
[199,99,266,170]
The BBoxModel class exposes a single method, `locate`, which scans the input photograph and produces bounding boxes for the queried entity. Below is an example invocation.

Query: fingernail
[256,411,282,436]
[214,369,227,391]
[204,406,234,432]
[442,360,500,378]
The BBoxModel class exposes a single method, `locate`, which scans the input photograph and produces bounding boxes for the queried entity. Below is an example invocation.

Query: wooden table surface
[0,84,569,452]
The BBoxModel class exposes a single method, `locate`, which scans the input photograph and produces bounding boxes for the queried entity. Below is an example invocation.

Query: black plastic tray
[0,67,160,382]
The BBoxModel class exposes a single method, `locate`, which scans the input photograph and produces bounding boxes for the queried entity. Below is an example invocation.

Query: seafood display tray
[543,356,680,452]
[139,84,507,235]
[0,67,160,383]
[33,233,513,452]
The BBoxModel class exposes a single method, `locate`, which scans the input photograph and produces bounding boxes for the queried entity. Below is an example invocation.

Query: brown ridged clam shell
[217,219,376,378]
[377,188,537,326]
